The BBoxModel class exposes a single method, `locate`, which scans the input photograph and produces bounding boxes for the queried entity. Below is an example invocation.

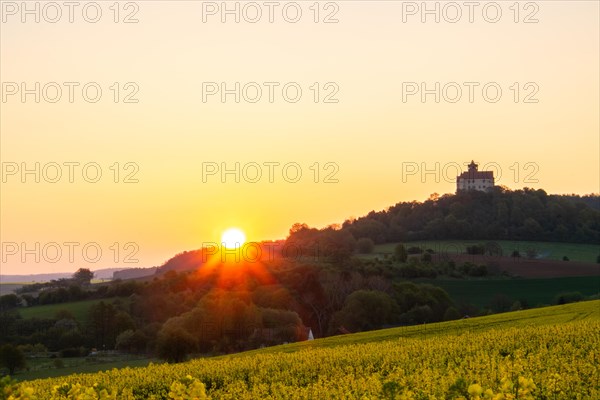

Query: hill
[7,300,599,398]
[338,188,600,244]
[0,268,122,284]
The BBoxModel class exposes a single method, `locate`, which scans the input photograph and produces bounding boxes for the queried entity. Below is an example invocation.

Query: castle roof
[457,160,494,180]
[458,170,494,180]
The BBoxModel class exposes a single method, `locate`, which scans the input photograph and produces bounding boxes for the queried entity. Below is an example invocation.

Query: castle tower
[456,160,494,193]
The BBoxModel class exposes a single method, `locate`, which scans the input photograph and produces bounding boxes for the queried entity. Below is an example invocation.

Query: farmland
[18,298,127,324]
[5,300,599,399]
[418,276,600,308]
[371,240,600,263]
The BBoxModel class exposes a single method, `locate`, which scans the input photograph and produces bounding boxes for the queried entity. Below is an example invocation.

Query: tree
[394,244,408,262]
[0,344,26,375]
[401,305,433,324]
[443,307,461,321]
[156,326,197,363]
[555,292,584,305]
[88,301,117,349]
[116,330,148,354]
[330,290,396,333]
[356,238,375,254]
[73,268,94,285]
[0,294,19,311]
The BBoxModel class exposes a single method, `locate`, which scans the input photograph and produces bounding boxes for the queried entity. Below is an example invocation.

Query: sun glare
[221,228,246,249]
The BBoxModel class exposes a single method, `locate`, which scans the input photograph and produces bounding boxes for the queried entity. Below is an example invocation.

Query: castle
[456,161,494,193]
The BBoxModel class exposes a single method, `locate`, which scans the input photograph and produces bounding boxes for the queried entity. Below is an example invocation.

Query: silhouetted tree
[156,326,197,363]
[0,294,19,311]
[394,244,408,262]
[356,238,375,254]
[0,344,26,374]
[329,290,397,333]
[73,268,94,285]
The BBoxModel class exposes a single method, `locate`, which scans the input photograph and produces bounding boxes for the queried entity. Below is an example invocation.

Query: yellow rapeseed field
[4,301,599,399]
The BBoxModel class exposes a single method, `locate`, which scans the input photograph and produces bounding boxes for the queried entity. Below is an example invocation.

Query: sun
[220,228,246,249]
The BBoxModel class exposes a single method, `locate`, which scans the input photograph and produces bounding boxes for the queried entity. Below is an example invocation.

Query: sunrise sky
[1,1,598,274]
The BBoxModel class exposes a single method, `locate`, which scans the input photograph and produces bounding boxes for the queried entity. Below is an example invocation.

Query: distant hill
[1,268,123,283]
[153,241,286,275]
[113,267,158,280]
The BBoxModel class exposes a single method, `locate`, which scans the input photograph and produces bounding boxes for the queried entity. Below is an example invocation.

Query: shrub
[394,244,408,262]
[468,265,488,277]
[0,344,26,375]
[555,292,584,305]
[356,238,375,254]
[156,327,197,363]
[466,244,485,255]
[510,301,522,311]
[407,246,423,254]
[59,347,83,358]
[443,307,461,321]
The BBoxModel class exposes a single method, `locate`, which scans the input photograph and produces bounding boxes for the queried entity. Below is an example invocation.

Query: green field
[417,276,600,308]
[371,240,600,263]
[15,356,156,382]
[18,297,127,323]
[0,283,30,296]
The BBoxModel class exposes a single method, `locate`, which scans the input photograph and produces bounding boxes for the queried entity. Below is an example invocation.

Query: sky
[1,1,599,275]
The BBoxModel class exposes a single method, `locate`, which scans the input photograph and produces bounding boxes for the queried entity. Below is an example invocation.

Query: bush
[0,344,26,375]
[555,292,584,305]
[59,347,84,358]
[394,244,408,262]
[329,290,396,333]
[356,238,375,254]
[399,266,436,279]
[400,305,433,324]
[466,244,485,255]
[443,307,461,321]
[156,327,197,363]
[510,301,522,311]
[468,265,488,277]
[407,246,423,254]
[562,256,569,261]
[116,330,148,354]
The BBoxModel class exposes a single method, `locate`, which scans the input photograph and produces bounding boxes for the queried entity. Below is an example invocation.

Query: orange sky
[1,1,598,274]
